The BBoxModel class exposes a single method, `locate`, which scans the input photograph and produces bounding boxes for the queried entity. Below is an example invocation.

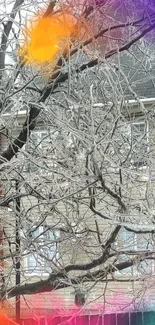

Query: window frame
[115,228,134,276]
[130,120,149,168]
[24,226,59,276]
[24,130,49,172]
[117,120,149,169]
[133,232,155,276]
[115,228,155,277]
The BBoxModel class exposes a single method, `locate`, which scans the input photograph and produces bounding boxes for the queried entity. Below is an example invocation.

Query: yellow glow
[19,8,80,67]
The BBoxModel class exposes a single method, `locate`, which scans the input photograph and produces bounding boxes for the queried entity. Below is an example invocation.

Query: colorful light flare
[0,310,18,325]
[18,6,87,72]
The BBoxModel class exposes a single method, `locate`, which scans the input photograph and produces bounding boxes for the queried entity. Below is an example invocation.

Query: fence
[19,312,155,325]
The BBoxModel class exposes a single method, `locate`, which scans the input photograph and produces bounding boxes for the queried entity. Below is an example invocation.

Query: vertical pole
[15,180,20,324]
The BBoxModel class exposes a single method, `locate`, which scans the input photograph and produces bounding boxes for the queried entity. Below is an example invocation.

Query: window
[25,130,48,172]
[26,130,49,153]
[116,120,148,168]
[26,226,59,274]
[117,229,154,276]
[135,232,154,275]
[115,228,134,276]
[131,122,148,167]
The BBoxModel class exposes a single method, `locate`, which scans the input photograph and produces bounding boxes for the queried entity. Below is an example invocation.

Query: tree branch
[0,191,44,207]
[0,0,24,79]
[78,20,155,73]
[92,155,126,212]
[1,15,155,163]
[70,16,145,57]
[124,225,155,234]
[2,250,153,300]
[0,105,40,163]
[43,1,57,17]
[64,225,121,272]
[41,18,155,102]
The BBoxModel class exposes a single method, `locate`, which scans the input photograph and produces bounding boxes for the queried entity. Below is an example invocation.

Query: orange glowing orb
[19,7,82,68]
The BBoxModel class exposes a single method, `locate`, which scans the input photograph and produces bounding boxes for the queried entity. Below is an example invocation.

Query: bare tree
[0,0,155,314]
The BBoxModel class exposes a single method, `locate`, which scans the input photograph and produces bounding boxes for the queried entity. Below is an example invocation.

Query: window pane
[27,254,38,271]
[26,227,57,274]
[25,131,48,172]
[122,229,134,250]
[136,233,154,275]
[115,229,134,276]
[131,122,148,167]
[136,233,153,251]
